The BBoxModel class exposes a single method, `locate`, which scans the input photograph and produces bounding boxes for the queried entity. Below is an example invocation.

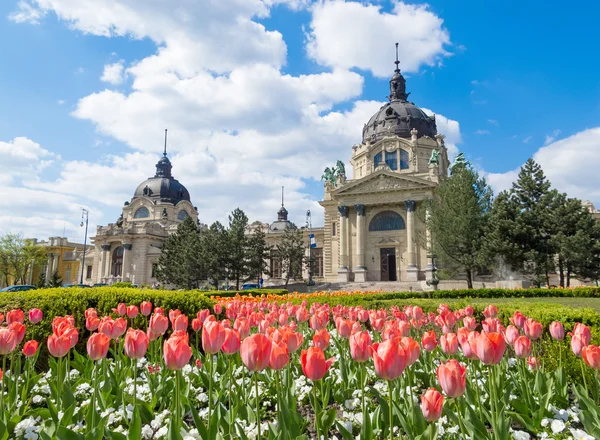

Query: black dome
[133,153,191,204]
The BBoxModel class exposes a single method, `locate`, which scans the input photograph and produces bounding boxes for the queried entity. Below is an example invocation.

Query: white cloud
[488,119,498,125]
[523,136,532,143]
[58,99,65,105]
[475,129,490,135]
[306,1,451,77]
[544,129,561,145]
[0,137,56,185]
[422,108,461,159]
[101,61,125,85]
[8,0,44,24]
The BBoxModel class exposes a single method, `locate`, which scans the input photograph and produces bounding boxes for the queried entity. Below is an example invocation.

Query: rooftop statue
[449,152,471,175]
[321,167,337,186]
[322,160,347,186]
[428,149,440,166]
[335,160,346,178]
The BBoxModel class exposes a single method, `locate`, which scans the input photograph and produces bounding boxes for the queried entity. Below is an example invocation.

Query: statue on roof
[335,160,346,178]
[428,149,440,166]
[321,166,337,186]
[449,152,471,175]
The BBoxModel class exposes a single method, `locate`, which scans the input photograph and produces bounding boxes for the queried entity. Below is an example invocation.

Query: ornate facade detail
[123,244,133,251]
[337,205,349,218]
[100,244,111,251]
[354,204,366,216]
[405,200,416,212]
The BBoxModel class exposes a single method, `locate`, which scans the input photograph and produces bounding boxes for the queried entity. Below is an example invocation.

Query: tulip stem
[580,359,589,396]
[388,380,394,440]
[208,354,213,426]
[360,363,366,426]
[254,372,262,440]
[91,362,97,430]
[133,358,137,411]
[0,356,5,422]
[455,399,467,440]
[229,355,234,439]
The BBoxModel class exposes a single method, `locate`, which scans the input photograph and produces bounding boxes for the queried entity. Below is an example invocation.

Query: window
[112,246,124,277]
[177,210,189,221]
[374,152,382,168]
[86,265,92,279]
[332,222,337,236]
[134,207,150,219]
[270,251,282,278]
[369,211,406,231]
[400,149,409,170]
[385,151,398,170]
[313,248,324,277]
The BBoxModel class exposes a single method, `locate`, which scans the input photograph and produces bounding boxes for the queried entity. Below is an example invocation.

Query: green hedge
[206,288,288,298]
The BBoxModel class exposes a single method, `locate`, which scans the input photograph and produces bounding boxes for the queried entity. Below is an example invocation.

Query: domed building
[81,134,198,285]
[319,47,449,283]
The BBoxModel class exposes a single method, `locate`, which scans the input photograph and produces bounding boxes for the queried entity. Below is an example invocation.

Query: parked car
[0,285,37,292]
[93,283,108,287]
[241,283,260,290]
[62,284,92,288]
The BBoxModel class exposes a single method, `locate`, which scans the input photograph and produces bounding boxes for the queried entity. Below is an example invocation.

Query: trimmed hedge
[206,288,288,298]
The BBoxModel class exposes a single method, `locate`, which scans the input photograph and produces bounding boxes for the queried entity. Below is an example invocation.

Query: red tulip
[370,337,407,381]
[87,332,110,361]
[6,309,24,325]
[436,359,466,398]
[241,334,272,372]
[313,328,330,351]
[336,318,353,339]
[114,303,126,316]
[192,318,202,332]
[127,305,139,319]
[284,331,304,353]
[349,331,372,362]
[582,345,600,370]
[202,320,226,355]
[214,304,223,315]
[8,322,26,344]
[483,305,498,318]
[513,336,531,359]
[549,321,564,341]
[172,314,188,332]
[140,301,153,316]
[164,334,192,370]
[22,340,39,357]
[195,358,203,369]
[28,308,43,324]
[0,313,4,325]
[124,329,149,359]
[222,328,241,355]
[440,333,458,355]
[475,332,506,365]
[149,313,169,335]
[463,316,477,331]
[269,340,289,370]
[47,333,71,358]
[421,388,444,422]
[400,337,420,366]
[113,318,127,339]
[301,346,334,381]
[421,331,438,352]
[86,316,100,331]
[524,318,543,340]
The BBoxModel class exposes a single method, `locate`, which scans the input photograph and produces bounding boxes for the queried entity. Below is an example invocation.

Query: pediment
[333,170,436,196]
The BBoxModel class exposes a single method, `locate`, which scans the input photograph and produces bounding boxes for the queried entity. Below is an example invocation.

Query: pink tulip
[504,325,520,345]
[527,356,540,370]
[192,318,202,332]
[549,321,564,341]
[114,303,126,316]
[510,311,526,328]
[202,320,226,355]
[149,313,169,335]
[127,305,139,319]
[463,316,477,331]
[421,388,444,422]
[9,322,26,345]
[571,334,587,357]
[571,323,592,345]
[582,345,600,370]
[87,333,110,361]
[436,359,466,398]
[214,304,223,315]
[124,329,149,359]
[421,331,438,352]
[400,337,421,366]
[0,328,17,355]
[140,301,153,316]
[86,316,100,331]
[112,318,127,339]
[349,331,371,362]
[172,314,188,332]
[440,333,458,355]
[268,340,289,370]
[47,333,71,358]
[28,308,43,324]
[313,328,330,351]
[524,318,543,340]
[513,336,531,359]
[483,305,498,318]
[370,337,407,381]
[164,333,192,370]
[301,346,334,381]
[221,328,241,355]
[241,334,272,372]
[475,332,506,365]
[6,309,24,325]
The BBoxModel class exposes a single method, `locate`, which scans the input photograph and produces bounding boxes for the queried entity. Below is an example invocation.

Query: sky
[1,0,600,244]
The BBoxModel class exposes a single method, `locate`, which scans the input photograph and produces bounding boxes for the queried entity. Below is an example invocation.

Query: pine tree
[36,271,47,288]
[155,217,203,289]
[421,165,493,289]
[275,223,305,286]
[48,270,63,287]
[227,208,249,289]
[201,221,229,289]
[246,228,271,284]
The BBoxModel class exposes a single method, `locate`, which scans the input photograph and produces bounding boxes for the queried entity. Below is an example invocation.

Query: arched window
[134,207,150,219]
[374,152,382,168]
[112,246,123,277]
[369,211,406,231]
[400,149,409,170]
[385,151,398,170]
[177,210,189,221]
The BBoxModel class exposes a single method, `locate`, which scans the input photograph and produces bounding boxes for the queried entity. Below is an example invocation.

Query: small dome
[133,153,190,204]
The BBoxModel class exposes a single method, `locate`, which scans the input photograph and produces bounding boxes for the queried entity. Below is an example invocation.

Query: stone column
[122,243,132,281]
[51,253,59,275]
[337,205,350,282]
[424,208,438,290]
[45,254,53,280]
[101,244,111,279]
[354,204,367,282]
[405,200,419,281]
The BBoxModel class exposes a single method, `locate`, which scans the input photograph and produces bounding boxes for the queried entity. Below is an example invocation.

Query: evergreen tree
[48,270,63,287]
[275,223,305,286]
[421,165,493,289]
[36,271,47,288]
[155,217,203,289]
[227,208,249,289]
[246,228,271,284]
[201,221,229,289]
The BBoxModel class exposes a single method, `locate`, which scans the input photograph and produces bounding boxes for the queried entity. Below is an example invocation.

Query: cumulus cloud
[101,61,125,84]
[0,137,56,184]
[306,1,451,77]
[475,129,490,135]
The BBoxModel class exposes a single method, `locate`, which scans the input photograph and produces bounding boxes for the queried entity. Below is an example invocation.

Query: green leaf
[104,430,127,440]
[187,402,208,440]
[335,421,354,440]
[128,405,141,440]
[167,416,183,440]
[56,427,86,440]
[320,407,337,432]
[0,419,8,440]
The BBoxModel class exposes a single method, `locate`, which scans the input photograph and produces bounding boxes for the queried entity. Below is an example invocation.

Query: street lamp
[79,208,89,285]
[306,209,315,287]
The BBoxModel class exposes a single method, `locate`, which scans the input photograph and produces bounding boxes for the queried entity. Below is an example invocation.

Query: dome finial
[394,42,400,73]
[389,43,409,102]
[281,186,284,207]
[163,128,168,157]
[277,186,288,221]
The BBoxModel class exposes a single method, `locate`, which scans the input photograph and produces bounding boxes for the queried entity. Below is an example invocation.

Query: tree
[275,223,305,286]
[420,166,493,289]
[36,271,47,288]
[155,217,203,289]
[0,232,47,285]
[227,208,250,289]
[246,227,271,283]
[201,221,229,289]
[48,270,63,287]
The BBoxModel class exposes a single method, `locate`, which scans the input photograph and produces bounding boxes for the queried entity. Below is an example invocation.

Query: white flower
[550,419,565,433]
[512,430,530,440]
[570,428,596,440]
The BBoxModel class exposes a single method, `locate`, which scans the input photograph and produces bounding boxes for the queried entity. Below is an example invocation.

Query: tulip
[22,340,39,357]
[112,318,127,339]
[241,334,272,372]
[527,356,540,370]
[482,318,501,333]
[47,333,71,358]
[155,307,165,315]
[195,359,203,369]
[582,345,600,370]
[483,305,498,318]
[436,359,466,398]
[463,316,477,331]
[114,303,127,316]
[28,308,43,324]
[371,338,407,381]
[192,317,202,332]
[475,332,506,365]
[203,320,226,355]
[571,333,587,357]
[86,316,100,331]
[87,332,110,361]
[511,311,526,328]
[571,323,592,346]
[336,318,352,339]
[172,314,188,332]
[285,331,304,353]
[504,325,520,345]
[124,329,149,359]
[313,328,330,351]
[524,318,543,340]
[549,321,565,341]
[98,317,115,337]
[214,304,223,315]
[440,333,458,355]
[420,388,444,422]
[6,309,24,325]
[222,328,241,355]
[268,340,289,370]
[513,336,531,359]
[460,331,479,360]
[85,308,98,319]
[349,331,371,362]
[400,337,421,366]
[140,301,153,316]
[127,305,139,319]
[8,322,26,345]
[301,346,334,381]
[295,308,309,323]
[0,314,3,325]
[464,306,474,316]
[149,313,169,335]
[421,331,438,352]
[163,334,192,370]
[233,318,251,339]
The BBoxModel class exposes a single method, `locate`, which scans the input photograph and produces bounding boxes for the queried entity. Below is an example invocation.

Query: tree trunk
[558,257,565,288]
[236,276,240,290]
[567,265,571,287]
[465,268,473,289]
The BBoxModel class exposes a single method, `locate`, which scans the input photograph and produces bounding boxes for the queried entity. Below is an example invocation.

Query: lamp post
[306,210,315,287]
[79,208,89,285]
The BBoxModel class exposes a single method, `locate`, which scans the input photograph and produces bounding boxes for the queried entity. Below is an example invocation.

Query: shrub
[111,281,134,288]
[207,288,288,299]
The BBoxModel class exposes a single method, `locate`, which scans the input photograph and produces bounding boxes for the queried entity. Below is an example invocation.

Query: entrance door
[380,248,397,281]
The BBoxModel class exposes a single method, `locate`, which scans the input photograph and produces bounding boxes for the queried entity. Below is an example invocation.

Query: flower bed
[2,295,600,439]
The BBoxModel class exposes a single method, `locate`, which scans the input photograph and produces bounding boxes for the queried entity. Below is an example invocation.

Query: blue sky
[1,0,599,242]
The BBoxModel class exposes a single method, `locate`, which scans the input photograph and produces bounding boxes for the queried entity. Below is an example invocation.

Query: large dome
[133,153,191,204]
[362,46,437,143]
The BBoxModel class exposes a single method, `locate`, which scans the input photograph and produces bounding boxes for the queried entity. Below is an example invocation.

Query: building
[318,51,448,283]
[80,141,198,286]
